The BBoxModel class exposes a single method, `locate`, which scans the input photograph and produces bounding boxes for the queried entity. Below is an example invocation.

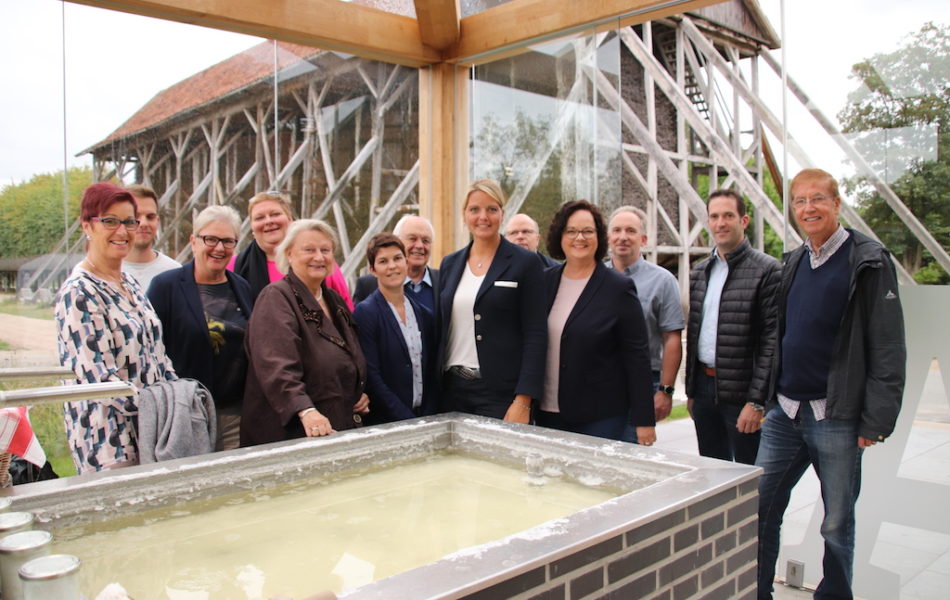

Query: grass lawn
[28,403,74,477]
[668,403,689,421]
[1,378,74,478]
[0,299,54,320]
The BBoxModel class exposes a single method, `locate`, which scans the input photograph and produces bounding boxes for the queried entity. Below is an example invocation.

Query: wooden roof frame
[66,0,724,66]
[64,0,729,261]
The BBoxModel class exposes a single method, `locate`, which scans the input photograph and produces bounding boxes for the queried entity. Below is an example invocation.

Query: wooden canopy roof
[80,0,779,154]
[65,0,765,66]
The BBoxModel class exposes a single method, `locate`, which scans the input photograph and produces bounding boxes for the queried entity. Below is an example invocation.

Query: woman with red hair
[55,182,176,474]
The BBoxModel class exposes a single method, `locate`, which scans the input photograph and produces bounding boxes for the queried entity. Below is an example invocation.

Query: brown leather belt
[703,365,716,377]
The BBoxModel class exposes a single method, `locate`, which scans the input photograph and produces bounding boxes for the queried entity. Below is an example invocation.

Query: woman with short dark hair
[538,200,655,442]
[353,233,438,423]
[55,182,176,473]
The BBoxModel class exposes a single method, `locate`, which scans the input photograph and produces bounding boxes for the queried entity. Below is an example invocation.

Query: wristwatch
[747,402,765,412]
[658,385,675,396]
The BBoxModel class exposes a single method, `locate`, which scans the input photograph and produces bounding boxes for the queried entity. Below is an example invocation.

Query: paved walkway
[0,313,58,367]
[655,407,949,599]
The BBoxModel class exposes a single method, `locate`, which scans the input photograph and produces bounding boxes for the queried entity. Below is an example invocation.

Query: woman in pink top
[537,201,655,443]
[229,191,354,308]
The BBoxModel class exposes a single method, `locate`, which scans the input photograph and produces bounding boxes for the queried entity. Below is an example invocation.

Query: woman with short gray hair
[148,204,254,450]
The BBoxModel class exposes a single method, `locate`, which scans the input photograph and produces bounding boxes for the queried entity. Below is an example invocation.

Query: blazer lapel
[180,262,207,330]
[563,263,606,331]
[440,246,469,323]
[376,293,410,358]
[288,272,352,355]
[476,238,513,305]
[544,264,566,312]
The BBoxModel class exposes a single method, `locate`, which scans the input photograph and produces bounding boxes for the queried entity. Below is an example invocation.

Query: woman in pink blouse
[230,191,354,308]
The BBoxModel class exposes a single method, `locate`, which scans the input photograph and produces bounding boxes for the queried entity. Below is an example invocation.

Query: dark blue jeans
[536,411,627,441]
[620,371,659,444]
[756,402,863,600]
[690,366,759,464]
[442,371,510,420]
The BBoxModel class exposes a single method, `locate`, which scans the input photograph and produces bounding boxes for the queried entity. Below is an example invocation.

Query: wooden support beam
[419,63,468,263]
[65,0,439,66]
[414,0,460,51]
[591,67,709,229]
[68,0,721,66]
[453,0,722,63]
[340,161,421,277]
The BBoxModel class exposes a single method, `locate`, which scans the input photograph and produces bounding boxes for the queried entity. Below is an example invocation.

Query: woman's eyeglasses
[197,235,238,249]
[563,228,597,239]
[91,217,139,231]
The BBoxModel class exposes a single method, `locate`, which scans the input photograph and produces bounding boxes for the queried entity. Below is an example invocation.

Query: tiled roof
[89,41,323,151]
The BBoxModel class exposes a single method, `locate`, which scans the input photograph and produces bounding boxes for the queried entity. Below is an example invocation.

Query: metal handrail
[0,367,73,382]
[0,382,134,408]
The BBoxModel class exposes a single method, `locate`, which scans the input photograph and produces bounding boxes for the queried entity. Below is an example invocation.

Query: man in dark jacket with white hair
[685,189,781,465]
[757,169,905,599]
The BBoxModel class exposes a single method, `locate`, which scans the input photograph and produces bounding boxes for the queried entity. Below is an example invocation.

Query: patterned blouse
[55,267,176,473]
[387,296,424,409]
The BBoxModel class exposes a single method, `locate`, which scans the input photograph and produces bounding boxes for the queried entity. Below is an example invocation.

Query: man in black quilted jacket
[685,189,781,465]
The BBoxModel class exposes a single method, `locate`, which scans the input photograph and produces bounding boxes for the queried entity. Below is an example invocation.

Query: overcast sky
[0,0,946,190]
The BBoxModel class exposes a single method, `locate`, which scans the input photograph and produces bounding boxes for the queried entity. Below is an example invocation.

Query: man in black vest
[757,169,906,599]
[685,189,781,465]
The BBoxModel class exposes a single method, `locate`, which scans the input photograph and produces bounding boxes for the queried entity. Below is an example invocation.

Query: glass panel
[470,26,622,247]
[349,0,416,18]
[350,0,518,19]
[759,1,948,285]
[459,0,518,18]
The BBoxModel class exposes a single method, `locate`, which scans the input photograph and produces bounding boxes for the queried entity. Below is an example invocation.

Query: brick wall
[460,477,759,600]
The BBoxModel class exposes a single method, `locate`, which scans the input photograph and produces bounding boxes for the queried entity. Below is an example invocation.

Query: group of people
[54,168,906,600]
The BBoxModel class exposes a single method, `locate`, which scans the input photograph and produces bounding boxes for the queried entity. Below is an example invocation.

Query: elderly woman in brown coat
[241,219,369,446]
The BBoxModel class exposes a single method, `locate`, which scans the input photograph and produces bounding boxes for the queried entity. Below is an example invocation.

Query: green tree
[0,167,93,257]
[838,22,950,284]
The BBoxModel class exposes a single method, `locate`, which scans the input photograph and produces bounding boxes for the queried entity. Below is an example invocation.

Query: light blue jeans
[756,402,863,600]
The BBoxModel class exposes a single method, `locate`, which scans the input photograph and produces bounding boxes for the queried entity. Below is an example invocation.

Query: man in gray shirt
[608,206,685,438]
[122,184,179,290]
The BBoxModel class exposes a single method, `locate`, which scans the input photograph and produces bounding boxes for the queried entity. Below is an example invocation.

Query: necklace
[84,258,126,290]
[315,289,323,302]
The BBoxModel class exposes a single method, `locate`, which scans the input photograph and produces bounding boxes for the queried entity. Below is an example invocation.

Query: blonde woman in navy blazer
[438,179,546,422]
[538,201,655,443]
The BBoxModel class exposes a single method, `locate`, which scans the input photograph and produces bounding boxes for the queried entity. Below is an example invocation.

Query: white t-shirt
[444,264,484,370]
[122,251,180,291]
